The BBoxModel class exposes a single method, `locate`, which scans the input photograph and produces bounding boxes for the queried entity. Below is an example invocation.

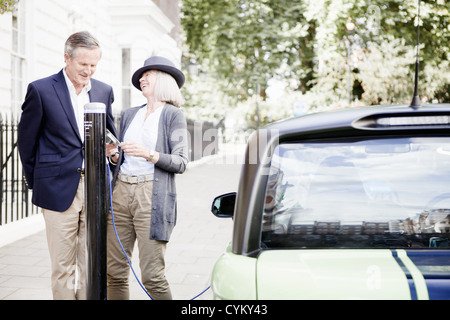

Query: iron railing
[0,114,38,226]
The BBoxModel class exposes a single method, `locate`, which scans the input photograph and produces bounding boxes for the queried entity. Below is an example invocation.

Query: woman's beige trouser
[106,179,172,300]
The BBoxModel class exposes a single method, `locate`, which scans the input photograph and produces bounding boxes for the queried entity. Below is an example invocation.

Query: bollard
[84,102,108,300]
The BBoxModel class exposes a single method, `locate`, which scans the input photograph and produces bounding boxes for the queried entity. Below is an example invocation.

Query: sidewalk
[0,145,245,300]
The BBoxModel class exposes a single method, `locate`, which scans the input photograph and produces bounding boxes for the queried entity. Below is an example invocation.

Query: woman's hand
[120,141,159,163]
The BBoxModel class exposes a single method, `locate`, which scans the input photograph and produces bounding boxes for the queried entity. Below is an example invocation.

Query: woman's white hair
[154,71,184,107]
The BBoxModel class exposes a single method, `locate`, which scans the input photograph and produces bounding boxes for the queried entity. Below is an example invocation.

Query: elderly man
[18,31,117,300]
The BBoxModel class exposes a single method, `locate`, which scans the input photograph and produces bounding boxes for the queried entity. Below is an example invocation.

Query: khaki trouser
[106,179,172,300]
[42,177,86,300]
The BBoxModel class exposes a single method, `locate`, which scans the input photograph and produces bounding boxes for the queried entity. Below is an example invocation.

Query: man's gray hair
[64,31,101,58]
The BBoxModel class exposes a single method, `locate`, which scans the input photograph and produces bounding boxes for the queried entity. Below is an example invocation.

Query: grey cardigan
[111,103,189,241]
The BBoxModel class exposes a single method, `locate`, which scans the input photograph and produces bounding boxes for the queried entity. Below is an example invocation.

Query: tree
[340,0,450,104]
[0,0,19,14]
[181,0,450,126]
[181,0,314,101]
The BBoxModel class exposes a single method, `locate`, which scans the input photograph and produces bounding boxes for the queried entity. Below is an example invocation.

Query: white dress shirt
[62,68,91,142]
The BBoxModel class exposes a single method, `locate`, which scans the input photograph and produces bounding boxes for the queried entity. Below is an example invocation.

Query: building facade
[0,0,182,117]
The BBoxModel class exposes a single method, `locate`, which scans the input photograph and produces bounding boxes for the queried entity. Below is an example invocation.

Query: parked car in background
[211,103,450,300]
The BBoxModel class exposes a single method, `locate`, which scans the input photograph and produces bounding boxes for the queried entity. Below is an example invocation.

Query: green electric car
[211,103,450,300]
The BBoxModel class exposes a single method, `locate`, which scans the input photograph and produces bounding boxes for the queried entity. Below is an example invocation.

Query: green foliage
[0,0,19,14]
[181,0,449,126]
[182,0,312,100]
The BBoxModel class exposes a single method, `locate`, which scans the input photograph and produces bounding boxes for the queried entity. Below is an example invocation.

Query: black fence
[186,119,219,162]
[0,114,218,226]
[0,114,38,226]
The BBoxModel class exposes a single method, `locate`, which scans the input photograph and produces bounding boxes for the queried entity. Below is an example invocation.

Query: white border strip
[397,249,429,300]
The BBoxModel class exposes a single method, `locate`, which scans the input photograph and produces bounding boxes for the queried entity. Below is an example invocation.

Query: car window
[261,137,450,249]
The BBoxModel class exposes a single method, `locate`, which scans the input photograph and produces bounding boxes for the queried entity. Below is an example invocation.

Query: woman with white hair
[106,56,188,300]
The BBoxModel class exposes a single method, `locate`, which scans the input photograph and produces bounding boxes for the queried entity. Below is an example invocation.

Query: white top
[120,104,164,175]
[62,68,91,142]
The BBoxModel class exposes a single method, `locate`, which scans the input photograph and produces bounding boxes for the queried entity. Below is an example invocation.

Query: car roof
[265,103,450,138]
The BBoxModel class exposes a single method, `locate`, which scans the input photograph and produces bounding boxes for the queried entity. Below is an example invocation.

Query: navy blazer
[18,70,117,212]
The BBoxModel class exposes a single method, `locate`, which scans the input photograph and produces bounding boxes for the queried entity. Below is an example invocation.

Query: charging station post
[84,102,108,300]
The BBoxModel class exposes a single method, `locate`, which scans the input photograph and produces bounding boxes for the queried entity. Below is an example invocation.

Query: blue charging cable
[106,163,210,300]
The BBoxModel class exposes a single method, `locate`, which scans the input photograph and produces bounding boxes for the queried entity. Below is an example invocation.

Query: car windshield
[261,137,450,249]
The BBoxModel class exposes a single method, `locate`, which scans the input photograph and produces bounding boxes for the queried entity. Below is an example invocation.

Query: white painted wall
[0,0,182,115]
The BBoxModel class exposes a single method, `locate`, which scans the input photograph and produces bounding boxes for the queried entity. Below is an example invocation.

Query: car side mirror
[211,192,236,218]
